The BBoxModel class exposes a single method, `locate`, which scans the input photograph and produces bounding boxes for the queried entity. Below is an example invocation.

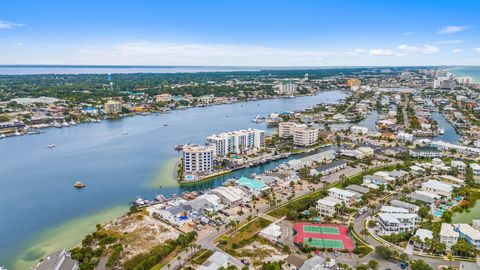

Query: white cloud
[368,49,394,56]
[452,48,463,53]
[438,25,467,34]
[73,41,344,66]
[433,40,464,45]
[473,48,480,52]
[398,44,439,54]
[0,20,24,29]
[403,32,414,36]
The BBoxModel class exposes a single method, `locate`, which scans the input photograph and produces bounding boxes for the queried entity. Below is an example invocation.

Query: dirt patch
[236,240,288,266]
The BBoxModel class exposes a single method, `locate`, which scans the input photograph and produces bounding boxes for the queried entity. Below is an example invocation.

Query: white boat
[14,129,21,136]
[53,121,62,128]
[62,121,70,127]
[121,131,128,135]
[70,119,77,125]
[47,143,55,148]
[0,134,5,139]
[74,181,86,188]
[437,127,445,134]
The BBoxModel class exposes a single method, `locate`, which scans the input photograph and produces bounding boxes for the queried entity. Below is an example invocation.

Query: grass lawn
[149,246,182,270]
[191,249,214,266]
[219,217,272,251]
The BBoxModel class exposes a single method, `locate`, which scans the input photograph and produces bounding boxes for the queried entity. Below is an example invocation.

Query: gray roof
[388,170,408,178]
[313,160,347,173]
[346,184,370,194]
[167,204,193,215]
[411,146,441,153]
[407,193,436,204]
[299,256,327,270]
[34,250,78,270]
[184,198,210,210]
[389,199,420,212]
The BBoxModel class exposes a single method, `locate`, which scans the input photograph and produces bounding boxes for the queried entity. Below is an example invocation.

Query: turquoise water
[453,200,480,224]
[449,66,480,83]
[0,91,345,269]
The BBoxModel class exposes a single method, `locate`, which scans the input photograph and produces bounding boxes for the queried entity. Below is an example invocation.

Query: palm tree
[447,252,453,269]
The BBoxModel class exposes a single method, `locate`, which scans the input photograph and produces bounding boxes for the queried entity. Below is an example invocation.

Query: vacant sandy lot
[104,210,180,260]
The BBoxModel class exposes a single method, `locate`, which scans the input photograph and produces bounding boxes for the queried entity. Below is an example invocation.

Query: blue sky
[0,0,479,66]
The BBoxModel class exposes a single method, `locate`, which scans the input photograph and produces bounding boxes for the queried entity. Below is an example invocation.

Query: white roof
[422,180,453,193]
[415,190,440,199]
[317,196,342,206]
[451,160,466,167]
[440,223,459,238]
[378,213,418,223]
[328,187,356,197]
[470,163,480,170]
[456,224,480,240]
[260,223,282,238]
[415,229,433,241]
[380,206,409,214]
[410,165,425,171]
[440,175,464,184]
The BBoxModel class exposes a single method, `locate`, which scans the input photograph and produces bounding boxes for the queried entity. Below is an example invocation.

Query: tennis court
[303,225,340,234]
[293,222,355,251]
[304,238,344,249]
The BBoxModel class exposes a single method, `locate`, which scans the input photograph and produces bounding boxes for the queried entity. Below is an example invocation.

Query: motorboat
[70,119,77,126]
[14,129,21,136]
[47,143,55,148]
[73,181,86,189]
[0,134,5,139]
[163,123,168,126]
[53,121,62,128]
[62,121,70,127]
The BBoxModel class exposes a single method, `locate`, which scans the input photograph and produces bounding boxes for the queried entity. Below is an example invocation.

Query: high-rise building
[400,72,412,80]
[278,122,298,138]
[293,124,319,146]
[433,78,456,89]
[207,128,265,156]
[276,82,297,95]
[182,145,214,173]
[346,78,361,87]
[103,100,122,114]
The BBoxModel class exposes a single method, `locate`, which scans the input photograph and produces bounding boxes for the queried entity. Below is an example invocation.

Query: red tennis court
[293,223,354,251]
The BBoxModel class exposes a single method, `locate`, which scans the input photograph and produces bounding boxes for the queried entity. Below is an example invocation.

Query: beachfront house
[421,180,453,197]
[327,187,361,206]
[377,213,418,236]
[316,196,342,217]
[440,223,459,250]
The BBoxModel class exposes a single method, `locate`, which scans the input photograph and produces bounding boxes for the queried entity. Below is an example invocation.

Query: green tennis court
[304,238,344,249]
[303,225,340,234]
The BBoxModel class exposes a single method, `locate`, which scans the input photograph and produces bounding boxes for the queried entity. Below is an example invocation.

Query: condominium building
[451,160,467,174]
[182,145,214,174]
[278,122,298,138]
[207,128,265,156]
[346,78,361,88]
[276,82,297,95]
[103,100,122,114]
[293,125,318,146]
[155,93,172,103]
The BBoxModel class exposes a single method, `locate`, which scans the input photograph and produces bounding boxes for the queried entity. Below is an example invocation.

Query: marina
[0,90,345,269]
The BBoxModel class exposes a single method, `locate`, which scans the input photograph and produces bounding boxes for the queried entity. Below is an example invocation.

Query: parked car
[240,259,250,266]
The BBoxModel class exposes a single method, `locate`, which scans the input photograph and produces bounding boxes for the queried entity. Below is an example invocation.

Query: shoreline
[0,91,338,141]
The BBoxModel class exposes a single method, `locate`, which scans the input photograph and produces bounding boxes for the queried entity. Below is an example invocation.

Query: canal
[0,91,345,269]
